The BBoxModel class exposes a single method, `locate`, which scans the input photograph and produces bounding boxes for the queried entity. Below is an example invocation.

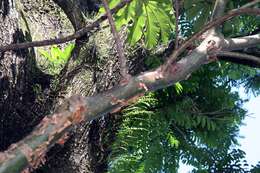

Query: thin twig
[0,0,133,52]
[171,123,187,140]
[173,0,180,50]
[102,0,128,78]
[190,108,233,117]
[164,8,260,68]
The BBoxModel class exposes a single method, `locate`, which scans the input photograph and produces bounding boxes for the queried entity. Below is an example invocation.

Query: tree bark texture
[0,0,52,151]
[0,0,126,173]
[1,1,259,173]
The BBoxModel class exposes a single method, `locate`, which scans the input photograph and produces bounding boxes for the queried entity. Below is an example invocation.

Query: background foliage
[100,0,175,48]
[36,0,259,172]
[38,43,74,74]
[99,0,260,172]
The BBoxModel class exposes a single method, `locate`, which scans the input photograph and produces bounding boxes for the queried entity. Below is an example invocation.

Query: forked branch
[165,8,260,68]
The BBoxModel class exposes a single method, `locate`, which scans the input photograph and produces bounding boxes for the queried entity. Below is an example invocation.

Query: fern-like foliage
[223,0,260,37]
[183,0,213,32]
[100,0,260,48]
[100,0,175,48]
[183,0,260,35]
[109,92,180,173]
[104,1,259,172]
[108,63,248,172]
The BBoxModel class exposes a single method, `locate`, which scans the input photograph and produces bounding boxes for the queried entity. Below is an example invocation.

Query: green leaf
[211,122,216,131]
[108,0,175,48]
[196,116,201,125]
[206,118,211,130]
[150,2,173,43]
[186,3,202,21]
[115,1,136,31]
[38,44,75,75]
[50,46,62,61]
[135,163,145,173]
[127,3,145,45]
[184,0,198,10]
[229,70,241,80]
[144,3,160,48]
[175,82,183,95]
[201,117,206,128]
[61,43,75,61]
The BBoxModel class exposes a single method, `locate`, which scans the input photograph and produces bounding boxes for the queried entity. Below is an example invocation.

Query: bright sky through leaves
[239,91,260,166]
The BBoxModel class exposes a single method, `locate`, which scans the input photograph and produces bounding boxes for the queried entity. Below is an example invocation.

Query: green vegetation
[108,62,259,172]
[2,0,258,172]
[36,1,260,171]
[100,0,175,48]
[38,43,74,74]
[101,0,260,172]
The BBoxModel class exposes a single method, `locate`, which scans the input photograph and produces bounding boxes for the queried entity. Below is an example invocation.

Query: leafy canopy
[108,61,253,172]
[100,0,175,48]
[102,0,260,172]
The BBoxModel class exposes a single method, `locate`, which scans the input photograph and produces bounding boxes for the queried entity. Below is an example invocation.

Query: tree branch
[101,0,128,78]
[3,13,260,169]
[239,0,260,9]
[0,43,209,173]
[165,8,260,67]
[211,0,228,20]
[224,33,260,51]
[0,5,260,173]
[217,51,260,67]
[0,0,133,52]
[53,0,85,31]
[210,0,228,34]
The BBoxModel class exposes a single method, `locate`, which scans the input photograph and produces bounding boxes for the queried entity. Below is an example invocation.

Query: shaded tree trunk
[35,29,124,173]
[0,0,123,172]
[0,0,52,150]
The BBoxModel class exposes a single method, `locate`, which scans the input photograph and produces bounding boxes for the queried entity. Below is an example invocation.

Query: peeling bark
[0,1,260,173]
[0,35,210,172]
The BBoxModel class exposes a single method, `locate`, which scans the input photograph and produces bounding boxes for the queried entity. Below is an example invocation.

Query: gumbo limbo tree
[0,0,260,172]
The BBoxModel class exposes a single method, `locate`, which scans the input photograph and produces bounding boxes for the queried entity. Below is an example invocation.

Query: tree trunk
[0,0,51,150]
[0,0,123,172]
[35,27,124,173]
